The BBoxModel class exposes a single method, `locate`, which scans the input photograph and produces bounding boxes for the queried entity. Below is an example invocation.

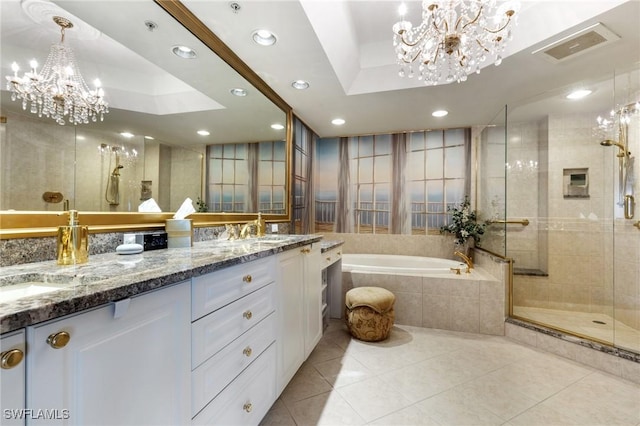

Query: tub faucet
[454,251,473,273]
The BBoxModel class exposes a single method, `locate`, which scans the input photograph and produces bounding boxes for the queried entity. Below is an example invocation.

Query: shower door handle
[624,195,635,219]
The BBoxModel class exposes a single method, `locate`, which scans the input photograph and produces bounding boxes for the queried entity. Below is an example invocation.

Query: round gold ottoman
[345,287,395,342]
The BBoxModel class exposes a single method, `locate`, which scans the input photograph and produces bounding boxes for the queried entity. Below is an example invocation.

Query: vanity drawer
[323,247,342,267]
[192,312,276,417]
[192,283,275,369]
[192,343,276,426]
[192,256,275,321]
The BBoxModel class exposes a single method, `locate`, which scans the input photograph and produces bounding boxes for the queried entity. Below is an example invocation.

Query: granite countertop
[0,234,323,334]
[320,240,344,253]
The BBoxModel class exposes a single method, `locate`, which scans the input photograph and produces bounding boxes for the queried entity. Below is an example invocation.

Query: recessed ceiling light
[197,130,210,136]
[291,80,310,90]
[172,45,197,59]
[432,110,448,117]
[76,135,86,141]
[566,89,592,100]
[230,88,247,97]
[120,132,134,138]
[271,123,285,130]
[252,29,277,46]
[331,118,346,126]
[144,135,155,140]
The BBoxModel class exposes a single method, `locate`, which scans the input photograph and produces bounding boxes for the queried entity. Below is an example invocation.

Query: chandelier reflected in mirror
[5,16,108,126]
[393,0,518,85]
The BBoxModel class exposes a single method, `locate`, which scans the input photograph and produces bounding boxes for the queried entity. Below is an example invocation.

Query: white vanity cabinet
[1,329,26,426]
[276,243,322,393]
[191,256,277,426]
[303,244,322,358]
[26,281,191,426]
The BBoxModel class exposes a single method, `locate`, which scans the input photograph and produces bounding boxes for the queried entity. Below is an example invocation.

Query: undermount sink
[0,282,66,303]
[0,273,105,304]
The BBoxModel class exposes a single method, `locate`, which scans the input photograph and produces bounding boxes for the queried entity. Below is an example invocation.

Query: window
[258,140,286,214]
[351,135,391,234]
[206,144,248,212]
[407,129,469,234]
[314,128,470,234]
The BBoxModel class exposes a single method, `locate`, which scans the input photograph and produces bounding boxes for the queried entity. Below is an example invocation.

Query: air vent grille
[532,23,620,63]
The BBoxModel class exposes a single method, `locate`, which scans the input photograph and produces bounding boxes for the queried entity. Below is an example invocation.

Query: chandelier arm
[483,12,515,34]
[455,16,462,31]
[432,45,440,65]
[398,29,430,48]
[475,39,490,53]
[400,48,424,64]
[461,5,484,31]
[458,53,467,67]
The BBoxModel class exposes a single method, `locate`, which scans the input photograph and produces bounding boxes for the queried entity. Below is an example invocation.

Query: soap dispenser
[57,210,89,265]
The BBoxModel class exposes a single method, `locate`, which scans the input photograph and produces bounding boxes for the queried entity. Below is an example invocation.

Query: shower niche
[563,168,589,198]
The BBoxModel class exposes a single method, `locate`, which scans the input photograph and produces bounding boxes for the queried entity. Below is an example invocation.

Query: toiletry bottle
[57,210,89,265]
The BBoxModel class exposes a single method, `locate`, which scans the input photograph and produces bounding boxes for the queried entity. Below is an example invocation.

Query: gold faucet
[454,251,473,273]
[239,213,266,239]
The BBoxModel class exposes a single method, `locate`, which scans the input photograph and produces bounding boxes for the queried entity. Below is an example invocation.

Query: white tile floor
[261,320,640,426]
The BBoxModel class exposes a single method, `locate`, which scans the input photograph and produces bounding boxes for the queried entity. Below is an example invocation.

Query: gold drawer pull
[1,349,24,369]
[47,331,70,349]
[243,310,253,320]
[243,402,252,413]
[326,257,331,261]
[243,275,252,283]
[301,248,311,254]
[243,346,253,357]
[337,251,341,255]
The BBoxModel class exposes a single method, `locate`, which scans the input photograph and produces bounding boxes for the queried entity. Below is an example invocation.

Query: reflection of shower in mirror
[99,144,138,206]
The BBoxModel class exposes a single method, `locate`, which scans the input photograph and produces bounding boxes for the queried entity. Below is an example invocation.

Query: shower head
[600,140,630,157]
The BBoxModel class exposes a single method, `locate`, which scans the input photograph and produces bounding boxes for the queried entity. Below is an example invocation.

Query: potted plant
[440,196,485,252]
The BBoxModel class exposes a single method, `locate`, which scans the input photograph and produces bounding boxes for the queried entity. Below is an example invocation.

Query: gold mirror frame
[0,0,293,239]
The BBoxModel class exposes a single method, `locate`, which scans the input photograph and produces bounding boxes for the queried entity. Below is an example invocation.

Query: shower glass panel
[477,106,507,257]
[507,66,640,355]
[612,67,639,353]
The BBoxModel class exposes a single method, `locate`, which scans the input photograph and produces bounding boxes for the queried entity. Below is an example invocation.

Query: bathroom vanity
[0,235,324,425]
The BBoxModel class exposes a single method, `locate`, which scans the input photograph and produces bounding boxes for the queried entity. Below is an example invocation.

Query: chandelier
[392,1,518,85]
[5,16,108,125]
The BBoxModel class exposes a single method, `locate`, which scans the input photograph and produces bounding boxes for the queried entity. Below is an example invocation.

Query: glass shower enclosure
[479,66,640,355]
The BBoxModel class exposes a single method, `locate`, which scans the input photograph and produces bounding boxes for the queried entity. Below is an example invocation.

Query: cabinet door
[26,281,191,426]
[303,244,323,358]
[1,329,26,426]
[276,249,304,394]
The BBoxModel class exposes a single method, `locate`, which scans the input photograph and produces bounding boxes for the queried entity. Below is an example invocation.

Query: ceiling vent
[532,22,620,63]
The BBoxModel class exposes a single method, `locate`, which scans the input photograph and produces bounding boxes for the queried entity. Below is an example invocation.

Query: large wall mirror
[0,0,291,237]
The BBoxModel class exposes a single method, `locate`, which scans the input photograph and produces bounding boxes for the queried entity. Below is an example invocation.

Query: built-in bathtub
[342,253,465,275]
[338,253,506,335]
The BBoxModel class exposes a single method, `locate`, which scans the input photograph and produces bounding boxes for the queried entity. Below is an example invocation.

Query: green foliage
[440,196,485,246]
[195,197,208,213]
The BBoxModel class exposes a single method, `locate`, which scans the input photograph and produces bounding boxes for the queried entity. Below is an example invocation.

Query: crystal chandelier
[5,16,108,125]
[392,1,518,85]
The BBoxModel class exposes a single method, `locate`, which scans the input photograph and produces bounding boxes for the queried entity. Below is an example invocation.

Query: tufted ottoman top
[345,287,395,314]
